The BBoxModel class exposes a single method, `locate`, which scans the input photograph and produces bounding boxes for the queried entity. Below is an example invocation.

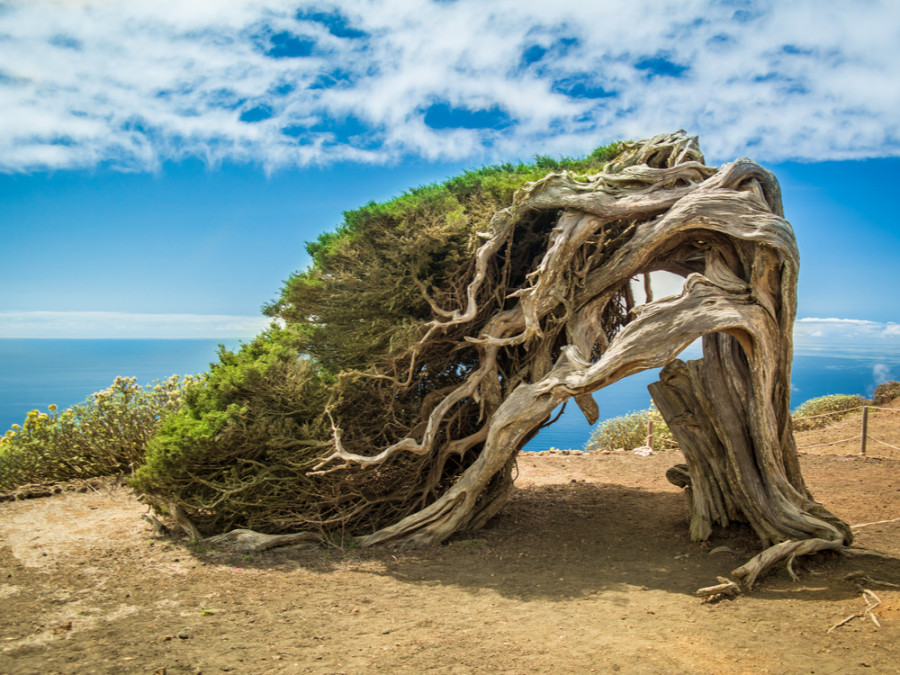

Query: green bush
[132,329,337,534]
[0,375,195,491]
[584,406,674,452]
[791,393,866,431]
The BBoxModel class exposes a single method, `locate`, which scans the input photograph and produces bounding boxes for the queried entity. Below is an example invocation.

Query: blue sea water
[1,339,898,451]
[0,339,241,432]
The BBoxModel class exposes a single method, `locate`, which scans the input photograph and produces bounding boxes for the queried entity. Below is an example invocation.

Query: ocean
[0,339,241,431]
[1,338,897,452]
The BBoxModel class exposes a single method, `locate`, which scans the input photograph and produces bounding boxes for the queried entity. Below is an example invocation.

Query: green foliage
[584,406,674,452]
[264,141,624,375]
[872,380,900,406]
[133,328,336,533]
[0,375,194,491]
[791,393,866,431]
[136,140,628,536]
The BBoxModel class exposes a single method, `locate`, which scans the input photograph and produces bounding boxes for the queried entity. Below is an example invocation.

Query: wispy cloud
[797,318,882,325]
[794,317,900,360]
[0,311,271,338]
[1,0,898,172]
[873,363,893,385]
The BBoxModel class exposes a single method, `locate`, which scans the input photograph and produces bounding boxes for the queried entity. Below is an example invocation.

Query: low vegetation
[0,375,195,491]
[873,380,900,406]
[583,406,674,452]
[791,393,867,431]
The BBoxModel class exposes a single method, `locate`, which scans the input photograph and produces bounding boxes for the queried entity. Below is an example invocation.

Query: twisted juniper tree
[136,131,850,584]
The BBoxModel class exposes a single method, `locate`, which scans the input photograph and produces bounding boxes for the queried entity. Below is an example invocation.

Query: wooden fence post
[860,406,869,457]
[646,420,654,448]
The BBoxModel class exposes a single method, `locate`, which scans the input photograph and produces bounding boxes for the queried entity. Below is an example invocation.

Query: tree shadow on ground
[198,481,900,603]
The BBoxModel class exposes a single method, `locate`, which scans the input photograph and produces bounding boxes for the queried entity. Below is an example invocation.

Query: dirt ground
[1,406,900,674]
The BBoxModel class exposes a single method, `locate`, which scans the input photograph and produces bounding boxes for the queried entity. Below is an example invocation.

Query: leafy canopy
[133,142,625,535]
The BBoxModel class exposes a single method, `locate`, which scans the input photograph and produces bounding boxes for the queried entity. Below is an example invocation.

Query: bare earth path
[1,446,899,674]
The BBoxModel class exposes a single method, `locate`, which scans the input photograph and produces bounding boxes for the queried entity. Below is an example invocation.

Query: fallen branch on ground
[697,576,741,603]
[201,529,322,553]
[827,589,882,633]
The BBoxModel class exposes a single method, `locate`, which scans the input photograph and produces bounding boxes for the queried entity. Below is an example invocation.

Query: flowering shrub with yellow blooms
[0,374,198,491]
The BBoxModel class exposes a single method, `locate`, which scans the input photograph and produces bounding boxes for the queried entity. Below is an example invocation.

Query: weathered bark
[649,342,851,548]
[352,132,848,551]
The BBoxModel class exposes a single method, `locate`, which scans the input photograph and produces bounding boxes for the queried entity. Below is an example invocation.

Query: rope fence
[644,406,900,457]
[793,404,900,455]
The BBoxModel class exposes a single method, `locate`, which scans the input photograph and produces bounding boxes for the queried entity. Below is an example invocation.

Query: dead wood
[827,589,882,633]
[697,576,742,603]
[201,529,321,553]
[731,538,845,589]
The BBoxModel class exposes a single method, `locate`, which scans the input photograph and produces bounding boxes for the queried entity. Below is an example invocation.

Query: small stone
[53,621,73,635]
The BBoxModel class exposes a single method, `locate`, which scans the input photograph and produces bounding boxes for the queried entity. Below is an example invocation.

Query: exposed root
[838,546,896,560]
[171,504,203,540]
[201,529,322,553]
[731,538,844,590]
[844,571,900,589]
[141,513,170,536]
[697,538,899,600]
[851,517,900,530]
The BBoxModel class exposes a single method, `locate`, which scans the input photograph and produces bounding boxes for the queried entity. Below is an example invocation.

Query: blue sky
[0,0,898,356]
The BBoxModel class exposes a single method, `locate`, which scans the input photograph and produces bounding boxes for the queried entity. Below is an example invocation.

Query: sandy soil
[1,408,900,674]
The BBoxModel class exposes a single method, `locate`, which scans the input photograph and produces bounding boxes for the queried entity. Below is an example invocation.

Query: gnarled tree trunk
[352,132,850,557]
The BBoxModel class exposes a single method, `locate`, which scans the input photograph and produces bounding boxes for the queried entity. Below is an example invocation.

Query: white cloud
[793,317,900,359]
[874,363,892,385]
[1,0,899,172]
[0,311,271,338]
[797,318,880,325]
[630,270,686,305]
